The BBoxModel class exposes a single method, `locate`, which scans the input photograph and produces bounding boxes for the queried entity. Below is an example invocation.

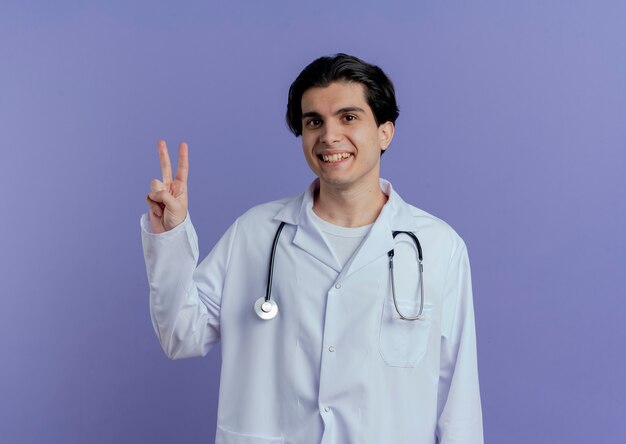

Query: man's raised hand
[145,140,189,233]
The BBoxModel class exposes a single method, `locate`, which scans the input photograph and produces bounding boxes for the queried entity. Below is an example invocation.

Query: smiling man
[142,54,483,444]
[298,81,393,228]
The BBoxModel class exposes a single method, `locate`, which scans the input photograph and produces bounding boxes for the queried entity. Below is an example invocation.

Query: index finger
[176,142,189,183]
[157,140,173,184]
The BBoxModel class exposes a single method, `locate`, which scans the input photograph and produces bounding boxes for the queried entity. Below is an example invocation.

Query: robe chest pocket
[379,298,433,368]
[216,425,284,444]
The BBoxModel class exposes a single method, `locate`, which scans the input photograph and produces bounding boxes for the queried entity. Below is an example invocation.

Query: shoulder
[405,202,467,259]
[237,195,296,222]
[386,180,466,255]
[231,193,302,238]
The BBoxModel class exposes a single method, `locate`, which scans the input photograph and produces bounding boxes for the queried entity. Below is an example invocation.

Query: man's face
[300,81,394,193]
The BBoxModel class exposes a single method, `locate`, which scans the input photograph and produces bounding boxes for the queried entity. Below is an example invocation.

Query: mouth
[318,152,353,163]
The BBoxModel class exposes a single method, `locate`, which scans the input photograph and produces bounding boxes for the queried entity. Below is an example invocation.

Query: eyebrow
[301,106,366,120]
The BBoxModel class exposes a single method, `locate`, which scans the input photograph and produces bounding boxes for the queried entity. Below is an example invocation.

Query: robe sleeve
[140,212,239,359]
[436,240,484,443]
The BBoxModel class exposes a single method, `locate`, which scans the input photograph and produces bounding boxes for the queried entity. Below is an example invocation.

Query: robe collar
[273,178,418,277]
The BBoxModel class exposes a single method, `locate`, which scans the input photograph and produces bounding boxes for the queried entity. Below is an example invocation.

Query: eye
[306,118,322,128]
[343,114,357,122]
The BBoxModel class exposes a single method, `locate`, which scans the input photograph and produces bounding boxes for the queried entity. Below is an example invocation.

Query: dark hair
[286,53,399,137]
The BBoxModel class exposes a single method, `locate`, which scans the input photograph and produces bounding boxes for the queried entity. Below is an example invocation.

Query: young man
[142,54,483,443]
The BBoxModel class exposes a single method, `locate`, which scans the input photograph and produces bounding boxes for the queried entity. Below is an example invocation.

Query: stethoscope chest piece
[254,297,278,320]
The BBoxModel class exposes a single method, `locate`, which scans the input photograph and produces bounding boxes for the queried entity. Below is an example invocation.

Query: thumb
[148,189,177,207]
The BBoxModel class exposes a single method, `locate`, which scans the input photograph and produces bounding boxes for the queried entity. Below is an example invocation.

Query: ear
[378,121,395,152]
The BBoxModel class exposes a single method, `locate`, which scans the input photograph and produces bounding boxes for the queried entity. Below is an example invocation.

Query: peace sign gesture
[145,140,189,233]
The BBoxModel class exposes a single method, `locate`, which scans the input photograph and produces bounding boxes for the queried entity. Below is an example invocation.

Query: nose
[319,120,342,145]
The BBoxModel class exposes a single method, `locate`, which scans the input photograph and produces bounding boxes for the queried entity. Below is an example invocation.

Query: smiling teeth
[322,153,352,163]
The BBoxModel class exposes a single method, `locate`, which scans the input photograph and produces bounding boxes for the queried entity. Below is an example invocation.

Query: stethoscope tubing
[258,223,425,321]
[389,231,425,320]
[265,221,286,303]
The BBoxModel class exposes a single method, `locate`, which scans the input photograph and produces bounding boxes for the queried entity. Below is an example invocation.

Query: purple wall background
[2,1,625,442]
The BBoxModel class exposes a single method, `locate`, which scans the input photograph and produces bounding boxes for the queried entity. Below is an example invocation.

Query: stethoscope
[254,222,426,321]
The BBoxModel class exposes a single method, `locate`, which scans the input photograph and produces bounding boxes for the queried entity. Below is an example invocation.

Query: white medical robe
[140,179,483,444]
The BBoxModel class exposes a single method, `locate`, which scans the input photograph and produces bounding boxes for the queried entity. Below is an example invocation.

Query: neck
[313,180,388,227]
